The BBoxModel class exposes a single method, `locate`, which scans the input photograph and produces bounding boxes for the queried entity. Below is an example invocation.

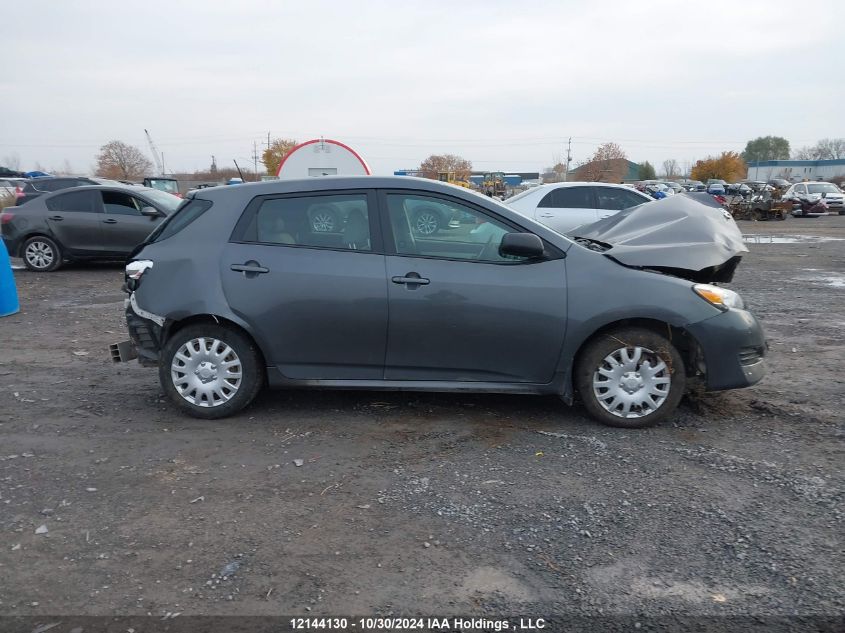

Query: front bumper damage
[686,307,767,391]
[110,294,164,367]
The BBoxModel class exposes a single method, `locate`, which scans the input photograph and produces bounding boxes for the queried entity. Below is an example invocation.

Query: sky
[3,0,844,177]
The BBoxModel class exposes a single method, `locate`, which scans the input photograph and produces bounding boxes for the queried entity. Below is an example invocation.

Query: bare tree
[96,141,153,180]
[418,154,472,180]
[575,142,628,182]
[815,138,845,160]
[792,146,816,160]
[2,153,21,170]
[661,159,680,179]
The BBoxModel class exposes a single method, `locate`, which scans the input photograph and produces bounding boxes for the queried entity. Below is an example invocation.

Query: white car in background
[782,181,844,215]
[506,182,652,233]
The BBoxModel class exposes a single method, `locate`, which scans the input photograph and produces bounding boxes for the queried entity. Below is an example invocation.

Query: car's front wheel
[159,323,263,419]
[22,235,63,272]
[575,327,685,428]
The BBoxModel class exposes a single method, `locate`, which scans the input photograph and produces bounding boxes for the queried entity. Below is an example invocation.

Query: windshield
[142,188,183,213]
[147,179,179,194]
[807,183,839,194]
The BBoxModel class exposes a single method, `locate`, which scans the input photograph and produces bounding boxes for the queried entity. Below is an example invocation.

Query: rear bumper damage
[110,295,164,367]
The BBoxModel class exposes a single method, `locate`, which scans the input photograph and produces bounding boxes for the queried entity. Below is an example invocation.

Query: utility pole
[563,137,572,182]
[252,140,259,180]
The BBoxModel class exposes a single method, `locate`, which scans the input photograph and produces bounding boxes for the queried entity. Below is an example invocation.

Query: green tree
[638,161,656,180]
[262,138,298,176]
[742,136,790,162]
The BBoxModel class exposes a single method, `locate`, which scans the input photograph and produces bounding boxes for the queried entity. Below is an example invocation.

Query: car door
[99,189,165,253]
[380,190,568,383]
[221,190,388,380]
[594,187,651,220]
[533,186,598,233]
[43,189,106,253]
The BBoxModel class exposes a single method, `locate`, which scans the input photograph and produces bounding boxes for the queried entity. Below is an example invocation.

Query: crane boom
[144,129,165,176]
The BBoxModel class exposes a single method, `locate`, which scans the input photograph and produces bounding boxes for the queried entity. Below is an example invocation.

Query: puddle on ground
[795,272,845,288]
[743,234,845,244]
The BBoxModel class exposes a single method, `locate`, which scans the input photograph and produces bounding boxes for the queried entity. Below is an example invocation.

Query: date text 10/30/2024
[289,617,546,631]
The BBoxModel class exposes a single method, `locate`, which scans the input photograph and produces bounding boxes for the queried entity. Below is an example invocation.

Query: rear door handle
[538,213,555,219]
[230,263,269,274]
[48,215,64,221]
[103,218,118,224]
[392,275,430,286]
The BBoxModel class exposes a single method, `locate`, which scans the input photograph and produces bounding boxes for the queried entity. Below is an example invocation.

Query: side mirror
[500,232,545,258]
[140,206,160,217]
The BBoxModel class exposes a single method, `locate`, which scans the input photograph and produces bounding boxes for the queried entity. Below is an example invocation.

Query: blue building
[747,159,845,183]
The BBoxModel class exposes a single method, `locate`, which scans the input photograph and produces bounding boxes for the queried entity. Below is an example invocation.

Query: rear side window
[233,193,372,252]
[46,190,101,213]
[149,198,213,242]
[538,186,593,209]
[595,188,648,211]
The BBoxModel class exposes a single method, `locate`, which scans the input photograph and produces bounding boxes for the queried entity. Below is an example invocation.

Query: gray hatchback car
[1,184,182,271]
[114,177,766,428]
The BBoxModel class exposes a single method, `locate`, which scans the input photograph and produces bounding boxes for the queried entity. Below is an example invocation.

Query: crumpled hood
[567,192,748,283]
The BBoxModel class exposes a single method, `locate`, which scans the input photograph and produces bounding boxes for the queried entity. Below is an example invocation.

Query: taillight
[125,259,154,291]
[14,186,24,198]
[0,212,14,224]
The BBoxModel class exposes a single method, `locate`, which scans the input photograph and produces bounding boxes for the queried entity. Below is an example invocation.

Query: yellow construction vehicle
[437,171,471,188]
[482,172,507,197]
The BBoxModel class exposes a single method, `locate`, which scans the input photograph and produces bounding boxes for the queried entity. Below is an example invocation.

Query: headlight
[693,284,744,311]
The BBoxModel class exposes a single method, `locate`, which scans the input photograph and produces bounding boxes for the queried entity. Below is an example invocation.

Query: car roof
[39,184,163,196]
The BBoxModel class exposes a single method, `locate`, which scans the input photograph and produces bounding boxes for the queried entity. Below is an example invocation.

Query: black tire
[412,207,441,235]
[22,235,63,272]
[575,327,686,429]
[159,323,264,420]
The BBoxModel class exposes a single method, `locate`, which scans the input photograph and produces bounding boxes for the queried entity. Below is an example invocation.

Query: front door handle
[48,215,64,221]
[230,262,269,274]
[392,274,430,286]
[538,213,555,219]
[103,218,118,224]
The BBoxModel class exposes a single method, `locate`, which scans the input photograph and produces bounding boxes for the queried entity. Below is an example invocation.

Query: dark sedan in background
[1,184,182,271]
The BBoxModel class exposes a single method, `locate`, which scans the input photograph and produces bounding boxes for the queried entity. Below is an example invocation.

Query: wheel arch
[562,317,705,403]
[18,231,61,258]
[162,313,268,370]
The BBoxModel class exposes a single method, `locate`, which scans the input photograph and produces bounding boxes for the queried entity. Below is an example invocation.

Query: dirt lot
[0,216,843,627]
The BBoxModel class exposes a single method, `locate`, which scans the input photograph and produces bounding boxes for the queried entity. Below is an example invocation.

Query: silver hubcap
[312,212,335,232]
[593,346,670,418]
[415,213,438,235]
[171,337,242,408]
[25,241,54,269]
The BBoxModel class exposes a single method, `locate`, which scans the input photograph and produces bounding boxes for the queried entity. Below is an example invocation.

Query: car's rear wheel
[310,205,339,233]
[159,323,263,419]
[575,327,685,428]
[22,236,62,272]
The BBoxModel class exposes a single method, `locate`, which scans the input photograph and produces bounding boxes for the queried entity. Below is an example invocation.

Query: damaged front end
[568,192,748,283]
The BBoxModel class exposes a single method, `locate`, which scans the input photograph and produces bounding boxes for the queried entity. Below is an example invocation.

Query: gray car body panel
[127,176,764,400]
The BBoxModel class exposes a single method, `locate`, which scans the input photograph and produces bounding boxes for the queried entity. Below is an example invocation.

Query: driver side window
[385,193,526,263]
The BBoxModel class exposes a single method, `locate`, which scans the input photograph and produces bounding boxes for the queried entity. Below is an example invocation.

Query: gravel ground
[0,216,843,627]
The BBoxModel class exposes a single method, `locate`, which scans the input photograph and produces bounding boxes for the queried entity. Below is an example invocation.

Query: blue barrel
[0,239,20,317]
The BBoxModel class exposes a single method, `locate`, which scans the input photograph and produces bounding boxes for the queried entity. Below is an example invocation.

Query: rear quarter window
[148,198,213,242]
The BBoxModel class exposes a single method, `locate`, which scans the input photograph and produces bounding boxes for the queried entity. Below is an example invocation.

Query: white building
[747,159,845,182]
[276,138,371,179]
